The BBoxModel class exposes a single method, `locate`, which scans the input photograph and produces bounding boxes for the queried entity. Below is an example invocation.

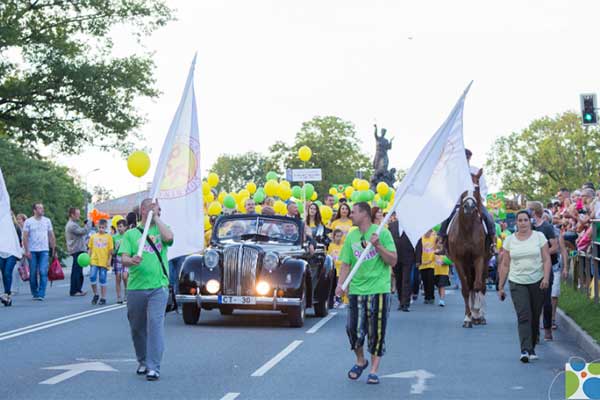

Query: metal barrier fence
[567,220,599,304]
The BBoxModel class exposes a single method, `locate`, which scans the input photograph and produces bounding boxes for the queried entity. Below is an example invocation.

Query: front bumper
[176,294,302,306]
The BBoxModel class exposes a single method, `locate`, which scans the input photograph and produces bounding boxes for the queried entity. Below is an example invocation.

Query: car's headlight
[204,249,219,270]
[263,252,279,272]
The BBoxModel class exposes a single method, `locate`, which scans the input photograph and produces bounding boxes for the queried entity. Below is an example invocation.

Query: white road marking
[306,312,337,334]
[382,370,435,394]
[251,340,303,377]
[40,362,118,385]
[220,393,240,400]
[76,358,137,363]
[0,305,125,341]
[0,304,123,339]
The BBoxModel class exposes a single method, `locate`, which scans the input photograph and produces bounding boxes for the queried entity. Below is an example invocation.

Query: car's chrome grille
[223,245,259,295]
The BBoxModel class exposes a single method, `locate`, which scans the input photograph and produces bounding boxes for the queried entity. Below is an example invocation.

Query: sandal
[348,360,369,380]
[367,373,380,384]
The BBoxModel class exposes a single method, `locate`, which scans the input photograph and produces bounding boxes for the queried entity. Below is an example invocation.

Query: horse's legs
[461,285,472,328]
[479,292,487,325]
[473,255,485,293]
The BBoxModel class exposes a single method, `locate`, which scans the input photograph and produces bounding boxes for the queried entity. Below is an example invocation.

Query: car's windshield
[215,217,300,244]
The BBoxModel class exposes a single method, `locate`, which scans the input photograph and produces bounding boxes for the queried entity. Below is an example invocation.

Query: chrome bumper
[176,294,301,306]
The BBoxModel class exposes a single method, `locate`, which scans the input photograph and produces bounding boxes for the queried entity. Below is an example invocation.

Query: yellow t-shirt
[327,242,343,274]
[330,218,354,238]
[419,233,437,270]
[88,233,114,269]
[434,257,449,276]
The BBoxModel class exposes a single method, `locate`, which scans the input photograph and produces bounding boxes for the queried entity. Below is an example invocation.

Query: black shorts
[434,275,450,288]
[346,293,391,357]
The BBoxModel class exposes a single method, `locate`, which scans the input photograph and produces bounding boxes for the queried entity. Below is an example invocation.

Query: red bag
[18,260,30,281]
[48,257,65,282]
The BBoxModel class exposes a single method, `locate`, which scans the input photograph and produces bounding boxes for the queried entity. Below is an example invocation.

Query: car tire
[313,299,329,317]
[288,291,306,328]
[219,306,234,315]
[182,303,201,325]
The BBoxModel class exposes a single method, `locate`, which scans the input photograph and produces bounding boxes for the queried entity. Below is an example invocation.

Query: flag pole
[136,53,198,257]
[341,81,473,291]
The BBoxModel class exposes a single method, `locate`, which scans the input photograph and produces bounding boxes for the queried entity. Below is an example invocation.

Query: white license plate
[218,295,256,305]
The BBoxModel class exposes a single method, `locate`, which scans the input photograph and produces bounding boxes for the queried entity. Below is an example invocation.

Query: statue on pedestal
[370,124,397,189]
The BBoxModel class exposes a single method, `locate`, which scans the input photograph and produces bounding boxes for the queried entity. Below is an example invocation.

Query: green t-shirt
[339,224,396,295]
[112,233,124,254]
[118,224,173,290]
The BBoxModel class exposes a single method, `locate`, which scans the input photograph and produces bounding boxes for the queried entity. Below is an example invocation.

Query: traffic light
[580,93,597,125]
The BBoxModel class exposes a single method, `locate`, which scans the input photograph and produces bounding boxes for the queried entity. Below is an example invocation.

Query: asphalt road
[0,274,591,400]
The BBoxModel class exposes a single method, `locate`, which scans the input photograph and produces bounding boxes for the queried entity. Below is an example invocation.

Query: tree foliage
[0,137,85,257]
[0,0,173,155]
[209,152,281,193]
[269,116,372,196]
[486,111,600,201]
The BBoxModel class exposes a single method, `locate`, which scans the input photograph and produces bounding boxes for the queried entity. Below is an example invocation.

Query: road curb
[556,308,600,360]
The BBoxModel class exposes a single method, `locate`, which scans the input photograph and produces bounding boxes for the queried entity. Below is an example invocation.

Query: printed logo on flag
[159,134,201,199]
[565,361,600,399]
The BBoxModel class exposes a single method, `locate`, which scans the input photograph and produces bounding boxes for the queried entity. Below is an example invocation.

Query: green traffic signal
[585,113,593,121]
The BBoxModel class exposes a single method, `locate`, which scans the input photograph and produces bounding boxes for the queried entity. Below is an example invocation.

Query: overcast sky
[58,0,597,198]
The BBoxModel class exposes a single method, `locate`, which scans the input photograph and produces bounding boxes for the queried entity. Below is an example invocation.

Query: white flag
[0,167,22,258]
[149,55,204,260]
[392,83,474,247]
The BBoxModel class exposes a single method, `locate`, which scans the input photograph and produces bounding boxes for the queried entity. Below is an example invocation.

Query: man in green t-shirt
[335,202,397,385]
[119,199,174,381]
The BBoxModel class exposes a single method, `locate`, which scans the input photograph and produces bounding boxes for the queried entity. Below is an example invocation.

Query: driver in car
[229,221,247,239]
[281,223,299,241]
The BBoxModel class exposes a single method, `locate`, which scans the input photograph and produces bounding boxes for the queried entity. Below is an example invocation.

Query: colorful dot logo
[566,361,600,399]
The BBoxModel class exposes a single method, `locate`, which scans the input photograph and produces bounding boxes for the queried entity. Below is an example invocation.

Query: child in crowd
[434,256,451,307]
[112,219,128,304]
[327,229,347,307]
[88,219,113,305]
[417,229,437,304]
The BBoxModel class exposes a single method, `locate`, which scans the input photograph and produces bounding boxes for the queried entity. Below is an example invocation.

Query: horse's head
[460,190,478,216]
[471,168,483,188]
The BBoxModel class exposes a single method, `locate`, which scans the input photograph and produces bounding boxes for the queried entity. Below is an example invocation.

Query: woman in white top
[498,210,551,363]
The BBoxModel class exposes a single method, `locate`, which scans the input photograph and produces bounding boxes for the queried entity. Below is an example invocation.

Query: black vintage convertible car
[176,214,335,327]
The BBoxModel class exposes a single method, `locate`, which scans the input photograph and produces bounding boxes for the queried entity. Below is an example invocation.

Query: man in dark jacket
[389,219,418,312]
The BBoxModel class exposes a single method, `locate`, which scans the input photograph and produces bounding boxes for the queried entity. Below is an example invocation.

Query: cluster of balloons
[325,179,395,213]
[88,209,111,225]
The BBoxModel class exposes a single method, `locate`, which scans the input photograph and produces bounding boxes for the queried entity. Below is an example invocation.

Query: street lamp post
[84,168,100,215]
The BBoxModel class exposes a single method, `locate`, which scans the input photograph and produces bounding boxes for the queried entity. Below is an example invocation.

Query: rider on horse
[436,148,496,255]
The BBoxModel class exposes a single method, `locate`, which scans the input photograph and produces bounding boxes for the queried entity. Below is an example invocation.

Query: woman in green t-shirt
[498,210,551,364]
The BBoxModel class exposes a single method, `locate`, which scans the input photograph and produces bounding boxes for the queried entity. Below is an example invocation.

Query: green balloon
[303,183,315,199]
[295,199,304,215]
[367,189,375,202]
[292,185,303,199]
[383,189,393,201]
[253,190,265,204]
[442,256,453,266]
[266,171,278,181]
[333,194,340,203]
[315,200,323,207]
[351,191,360,202]
[223,195,236,209]
[377,199,387,209]
[77,253,90,267]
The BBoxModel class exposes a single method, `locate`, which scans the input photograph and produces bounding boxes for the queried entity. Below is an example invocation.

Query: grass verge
[559,282,600,344]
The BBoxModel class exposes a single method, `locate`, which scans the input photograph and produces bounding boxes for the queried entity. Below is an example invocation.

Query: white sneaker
[520,351,530,363]
[439,299,445,307]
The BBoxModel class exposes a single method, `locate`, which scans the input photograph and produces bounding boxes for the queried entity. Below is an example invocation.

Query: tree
[269,116,373,197]
[486,111,600,201]
[209,152,281,192]
[0,0,173,155]
[92,185,112,203]
[0,137,85,258]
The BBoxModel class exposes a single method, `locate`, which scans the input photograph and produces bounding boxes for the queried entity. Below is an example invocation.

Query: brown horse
[448,169,492,328]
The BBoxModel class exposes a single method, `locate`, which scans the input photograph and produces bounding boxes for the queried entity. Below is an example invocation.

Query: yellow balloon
[111,215,124,229]
[374,194,381,202]
[246,182,257,194]
[320,205,333,222]
[264,179,278,197]
[352,178,360,190]
[239,189,250,199]
[329,187,338,196]
[207,172,219,188]
[279,185,292,201]
[218,191,227,204]
[204,215,212,229]
[204,191,215,203]
[255,205,263,214]
[274,200,287,215]
[376,182,389,196]
[280,180,291,190]
[127,151,151,178]
[345,186,355,199]
[238,197,249,213]
[208,201,222,216]
[298,145,312,162]
[357,179,370,191]
[311,192,318,201]
[202,181,211,196]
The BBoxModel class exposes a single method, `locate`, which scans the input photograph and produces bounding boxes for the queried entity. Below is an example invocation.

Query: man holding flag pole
[337,82,475,384]
[119,53,204,381]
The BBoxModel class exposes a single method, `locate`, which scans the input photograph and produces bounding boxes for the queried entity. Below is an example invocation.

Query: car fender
[178,254,221,295]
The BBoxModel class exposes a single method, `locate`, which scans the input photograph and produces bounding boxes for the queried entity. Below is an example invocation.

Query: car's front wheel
[182,303,201,325]
[288,291,306,328]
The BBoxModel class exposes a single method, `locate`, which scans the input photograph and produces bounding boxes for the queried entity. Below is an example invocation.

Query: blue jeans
[0,256,17,295]
[30,251,49,298]
[168,256,186,294]
[89,266,108,286]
